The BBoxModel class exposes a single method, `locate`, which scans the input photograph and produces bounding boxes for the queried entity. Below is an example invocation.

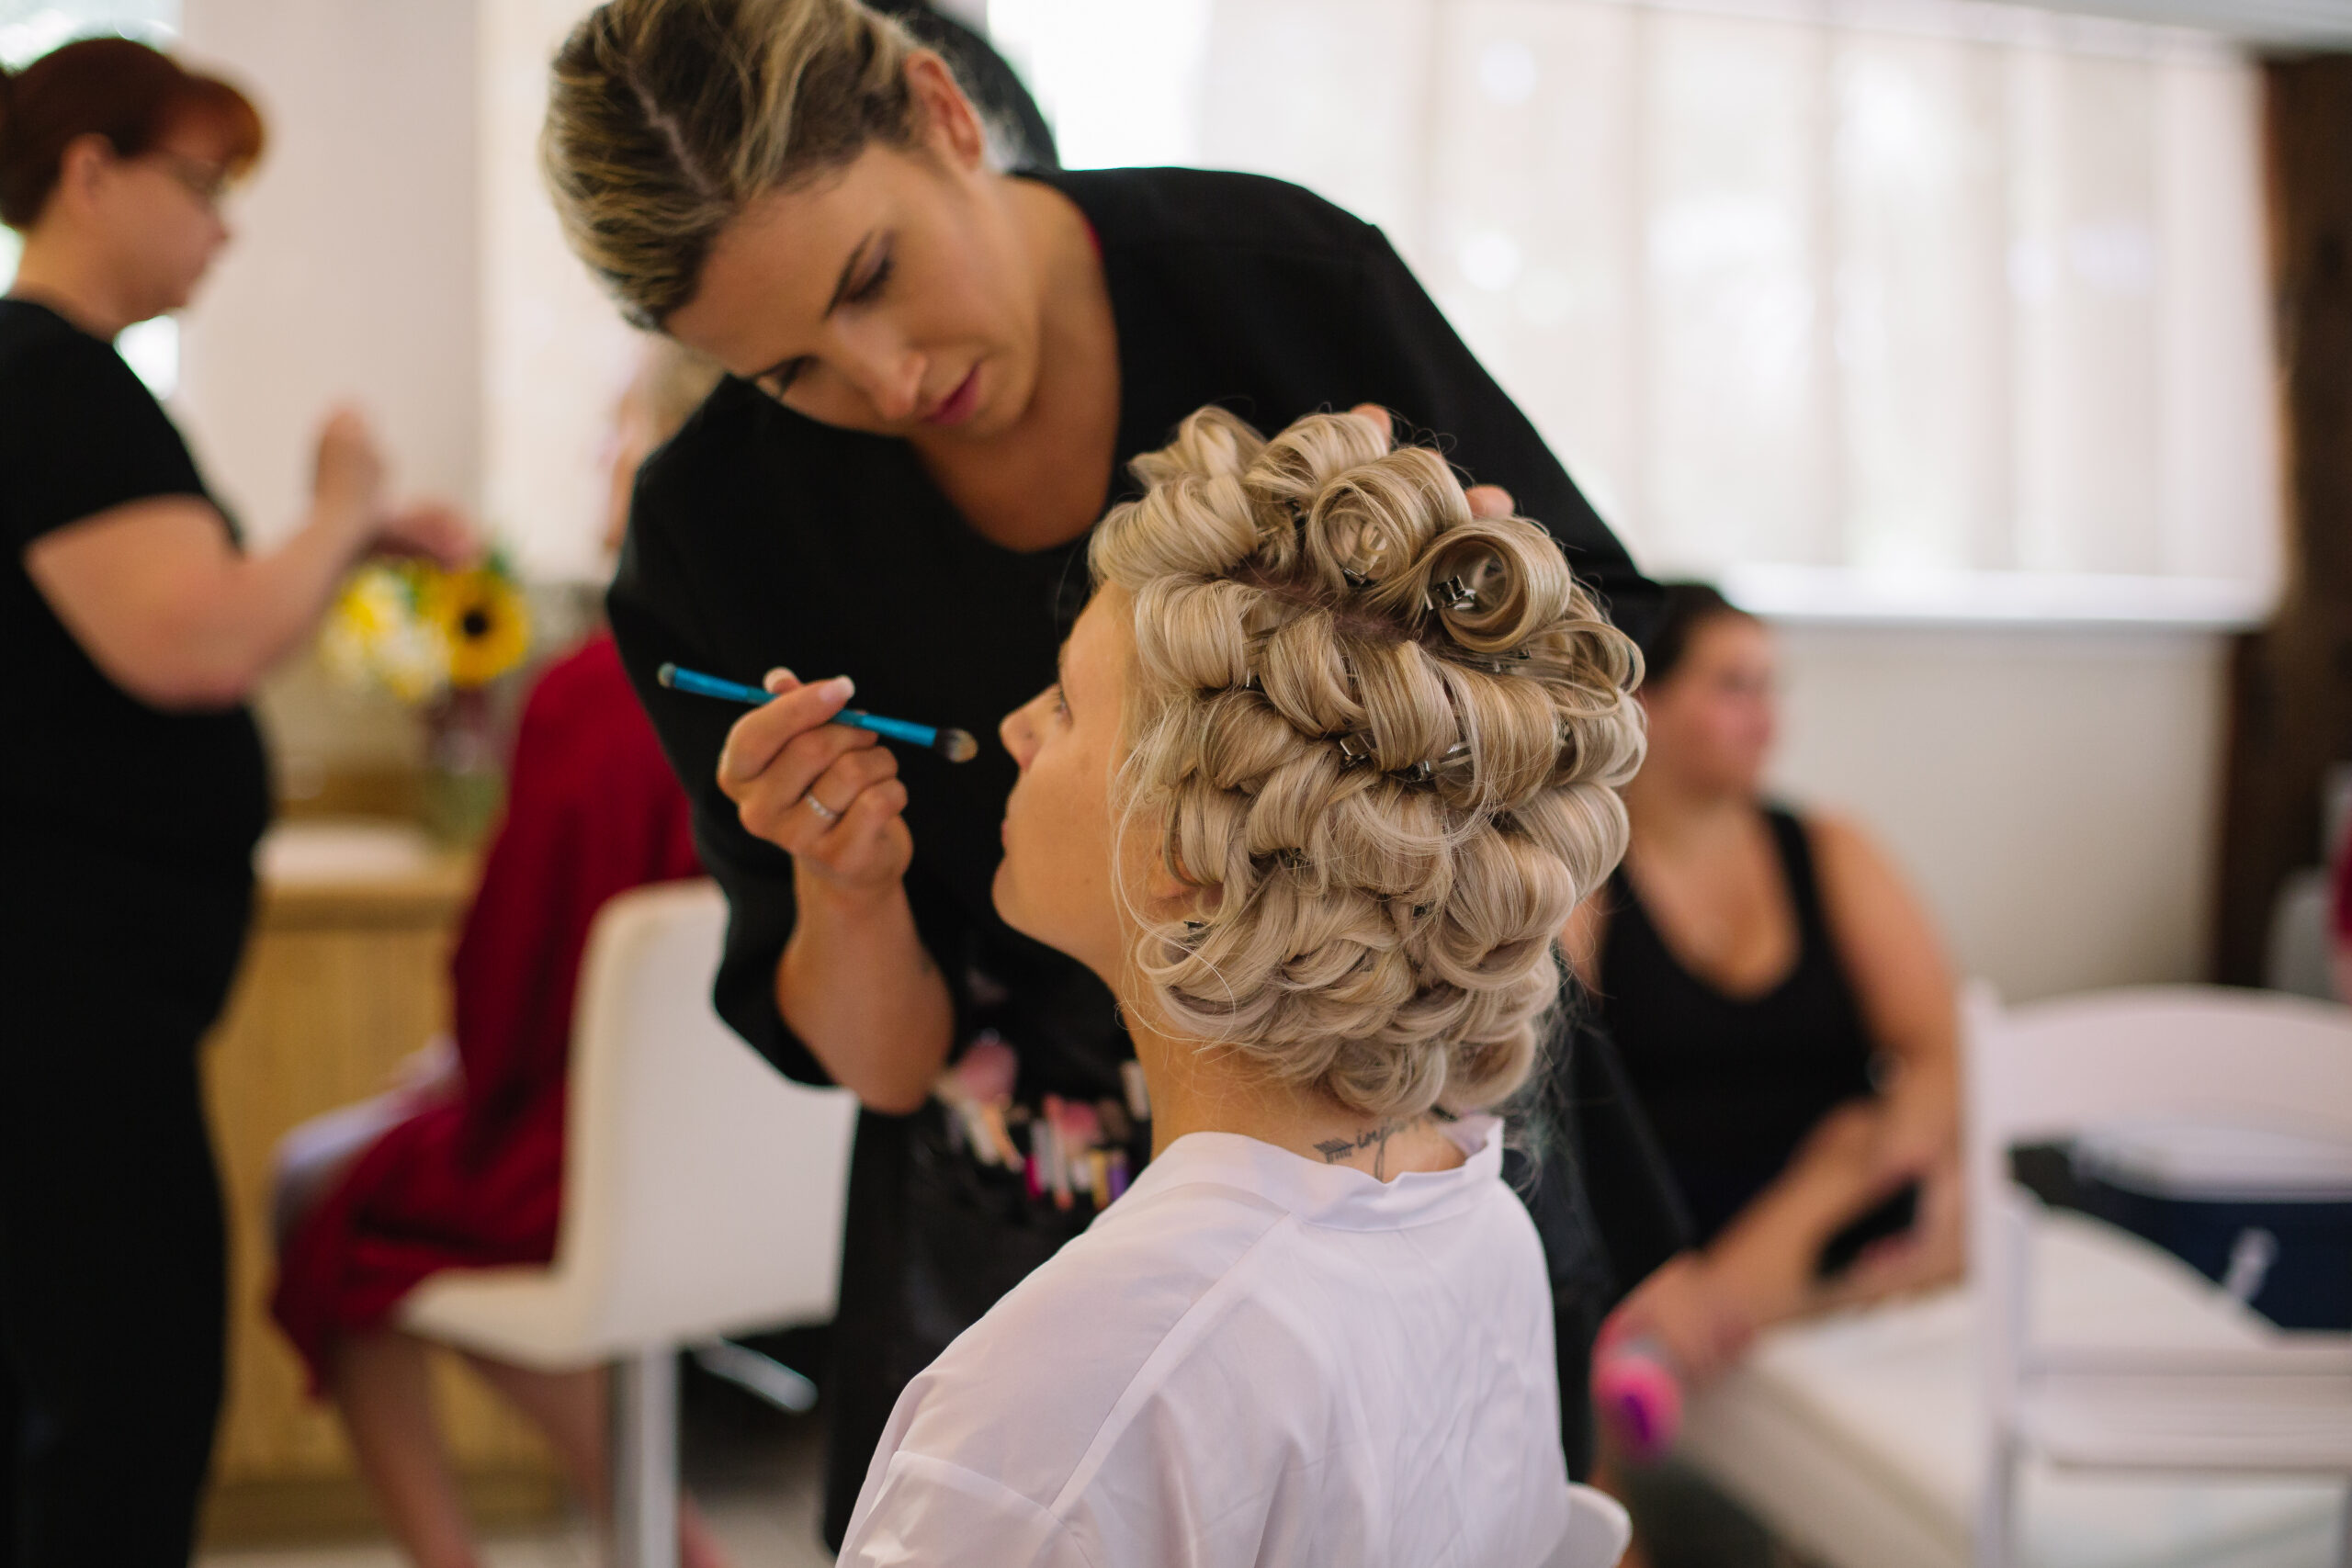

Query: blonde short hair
[542,0,925,327]
[1092,408,1645,1122]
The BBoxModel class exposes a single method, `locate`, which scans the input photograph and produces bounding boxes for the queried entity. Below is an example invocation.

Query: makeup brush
[656,662,979,763]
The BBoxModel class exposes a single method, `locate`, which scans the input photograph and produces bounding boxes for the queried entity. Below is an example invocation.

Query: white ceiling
[2009,0,2352,47]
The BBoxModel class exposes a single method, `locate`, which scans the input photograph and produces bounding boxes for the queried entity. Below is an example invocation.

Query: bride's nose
[1001,700,1040,770]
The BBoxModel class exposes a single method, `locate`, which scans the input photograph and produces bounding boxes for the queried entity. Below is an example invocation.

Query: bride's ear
[1154,870,1222,922]
[1129,833,1216,919]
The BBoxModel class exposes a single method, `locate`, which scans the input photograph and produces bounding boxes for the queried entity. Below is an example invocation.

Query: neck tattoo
[1315,1122,1399,1180]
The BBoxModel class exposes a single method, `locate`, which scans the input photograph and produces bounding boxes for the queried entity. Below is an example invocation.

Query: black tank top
[1597,807,1878,1246]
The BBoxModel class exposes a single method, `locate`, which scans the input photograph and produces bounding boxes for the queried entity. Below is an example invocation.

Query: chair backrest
[1963,983,2352,1417]
[557,879,859,1351]
[1969,984,2352,1153]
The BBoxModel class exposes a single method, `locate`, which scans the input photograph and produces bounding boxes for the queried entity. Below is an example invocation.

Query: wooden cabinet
[198,823,564,1545]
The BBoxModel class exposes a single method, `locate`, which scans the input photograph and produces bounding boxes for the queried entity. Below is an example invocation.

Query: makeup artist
[0,38,471,1563]
[543,0,1680,1544]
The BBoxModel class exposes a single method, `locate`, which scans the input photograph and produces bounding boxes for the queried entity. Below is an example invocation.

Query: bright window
[994,0,2279,626]
[0,1,185,400]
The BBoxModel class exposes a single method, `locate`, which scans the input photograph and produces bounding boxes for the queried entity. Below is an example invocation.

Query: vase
[421,686,503,847]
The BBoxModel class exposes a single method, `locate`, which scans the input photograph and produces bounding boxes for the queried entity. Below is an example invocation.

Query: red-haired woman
[0,37,470,1564]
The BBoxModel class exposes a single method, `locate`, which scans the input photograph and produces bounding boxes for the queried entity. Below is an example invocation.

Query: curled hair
[542,0,931,327]
[1092,408,1646,1122]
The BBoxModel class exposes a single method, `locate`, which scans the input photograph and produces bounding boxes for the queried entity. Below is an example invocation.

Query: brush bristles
[938,728,978,764]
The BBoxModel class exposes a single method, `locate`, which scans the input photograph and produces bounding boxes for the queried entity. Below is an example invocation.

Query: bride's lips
[922,365,982,427]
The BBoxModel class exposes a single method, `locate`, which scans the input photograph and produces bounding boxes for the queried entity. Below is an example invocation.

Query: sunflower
[426,563,531,689]
[322,564,447,703]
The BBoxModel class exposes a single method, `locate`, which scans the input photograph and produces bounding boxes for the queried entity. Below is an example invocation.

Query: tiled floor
[199,1366,836,1568]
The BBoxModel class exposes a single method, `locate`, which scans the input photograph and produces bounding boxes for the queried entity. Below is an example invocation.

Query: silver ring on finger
[804,792,841,825]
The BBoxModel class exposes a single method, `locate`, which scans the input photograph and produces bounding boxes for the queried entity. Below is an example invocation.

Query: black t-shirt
[610,166,1668,1528]
[0,299,270,885]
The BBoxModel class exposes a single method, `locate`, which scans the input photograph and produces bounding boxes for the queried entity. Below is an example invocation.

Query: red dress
[2335,837,2351,949]
[272,633,701,1387]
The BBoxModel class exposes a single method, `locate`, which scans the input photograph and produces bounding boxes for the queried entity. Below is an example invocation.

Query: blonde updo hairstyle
[1093,408,1646,1124]
[543,0,928,328]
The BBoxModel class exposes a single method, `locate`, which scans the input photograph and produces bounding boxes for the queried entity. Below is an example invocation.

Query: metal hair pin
[1429,575,1480,614]
[1458,648,1533,675]
[1396,741,1472,784]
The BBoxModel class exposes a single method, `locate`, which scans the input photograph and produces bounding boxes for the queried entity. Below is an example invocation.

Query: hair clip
[1429,575,1480,614]
[1459,648,1532,675]
[1341,567,1374,589]
[1337,733,1374,767]
[1396,741,1472,785]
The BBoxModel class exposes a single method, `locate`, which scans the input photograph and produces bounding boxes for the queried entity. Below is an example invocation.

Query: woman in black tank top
[1603,807,1881,1243]
[1566,584,1963,1388]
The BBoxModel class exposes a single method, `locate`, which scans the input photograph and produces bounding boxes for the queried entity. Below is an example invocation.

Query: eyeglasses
[145,151,233,211]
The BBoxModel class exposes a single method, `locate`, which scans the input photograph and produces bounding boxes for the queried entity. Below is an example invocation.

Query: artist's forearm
[170,506,372,699]
[28,497,371,709]
[776,875,955,1114]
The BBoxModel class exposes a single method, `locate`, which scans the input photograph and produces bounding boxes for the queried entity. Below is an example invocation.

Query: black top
[1597,807,1879,1244]
[617,165,1657,1092]
[610,165,1662,1534]
[0,299,269,885]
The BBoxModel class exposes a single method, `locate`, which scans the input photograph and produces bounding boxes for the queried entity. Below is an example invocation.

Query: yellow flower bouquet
[322,555,531,704]
[322,554,532,843]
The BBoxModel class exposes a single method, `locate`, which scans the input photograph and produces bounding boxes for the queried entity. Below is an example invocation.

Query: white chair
[1967,984,2352,1568]
[1544,1487,1632,1568]
[399,880,859,1568]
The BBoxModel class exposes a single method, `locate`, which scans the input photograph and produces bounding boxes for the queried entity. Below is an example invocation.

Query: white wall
[481,0,645,581]
[1766,623,2227,1002]
[175,0,481,543]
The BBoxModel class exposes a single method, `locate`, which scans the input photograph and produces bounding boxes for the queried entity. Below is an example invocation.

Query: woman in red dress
[270,345,724,1568]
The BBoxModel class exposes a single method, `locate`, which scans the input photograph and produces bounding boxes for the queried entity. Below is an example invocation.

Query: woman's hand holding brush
[716,669,914,896]
[711,666,955,1111]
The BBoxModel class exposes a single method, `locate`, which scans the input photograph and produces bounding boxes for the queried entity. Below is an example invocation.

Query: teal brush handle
[655,662,978,762]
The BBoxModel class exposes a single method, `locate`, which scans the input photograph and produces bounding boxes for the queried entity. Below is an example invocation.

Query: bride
[838,405,1646,1567]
